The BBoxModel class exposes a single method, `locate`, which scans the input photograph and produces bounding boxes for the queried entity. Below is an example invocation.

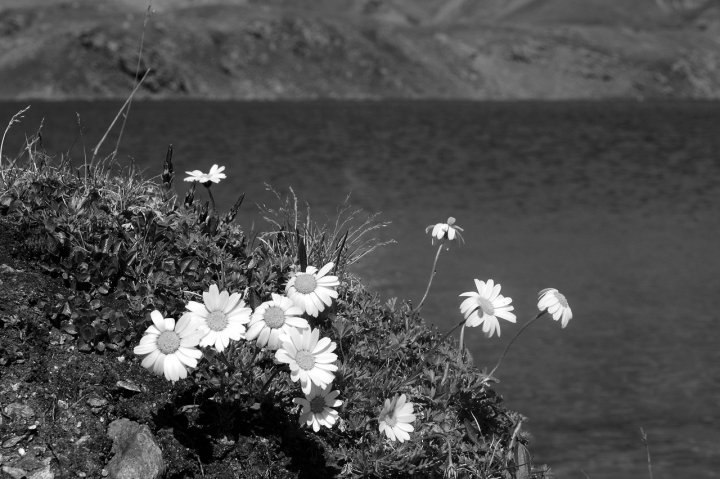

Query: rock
[87,397,108,408]
[105,419,164,479]
[16,455,43,470]
[2,434,26,448]
[1,465,27,479]
[28,464,55,479]
[115,380,142,393]
[75,435,90,447]
[4,403,35,419]
[6,456,55,479]
[0,264,23,274]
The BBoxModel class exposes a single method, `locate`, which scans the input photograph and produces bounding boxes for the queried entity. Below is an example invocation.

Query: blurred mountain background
[2,0,720,100]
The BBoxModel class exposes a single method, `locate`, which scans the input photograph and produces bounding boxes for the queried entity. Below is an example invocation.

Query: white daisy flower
[425,217,464,245]
[246,293,309,350]
[133,311,204,382]
[293,384,343,432]
[538,288,573,328]
[285,262,339,317]
[378,394,416,443]
[459,279,516,337]
[184,170,209,183]
[275,327,338,395]
[186,284,251,352]
[184,164,226,184]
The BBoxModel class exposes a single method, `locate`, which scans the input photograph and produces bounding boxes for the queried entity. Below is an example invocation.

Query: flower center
[206,310,228,331]
[264,306,286,329]
[309,396,326,414]
[555,292,568,308]
[477,297,495,316]
[156,331,180,354]
[295,350,316,370]
[294,274,317,295]
[383,413,397,427]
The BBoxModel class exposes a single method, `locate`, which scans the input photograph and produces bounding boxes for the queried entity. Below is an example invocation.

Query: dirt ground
[0,218,161,477]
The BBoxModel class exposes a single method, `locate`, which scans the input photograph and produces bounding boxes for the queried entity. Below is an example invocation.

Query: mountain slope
[1,0,719,100]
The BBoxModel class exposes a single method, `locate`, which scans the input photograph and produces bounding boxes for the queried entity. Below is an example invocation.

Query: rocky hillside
[1,0,720,100]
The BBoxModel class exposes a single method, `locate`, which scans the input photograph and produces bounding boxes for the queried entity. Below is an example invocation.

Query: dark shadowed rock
[105,419,164,479]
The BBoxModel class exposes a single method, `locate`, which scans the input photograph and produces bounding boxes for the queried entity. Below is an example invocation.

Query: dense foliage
[0,141,544,478]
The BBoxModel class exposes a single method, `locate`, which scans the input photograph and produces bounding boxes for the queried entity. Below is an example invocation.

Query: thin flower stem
[413,243,444,315]
[487,311,546,379]
[458,324,466,360]
[437,319,465,346]
[205,184,216,214]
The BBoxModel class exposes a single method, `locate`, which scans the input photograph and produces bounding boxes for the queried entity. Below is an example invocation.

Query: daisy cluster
[456,278,573,337]
[133,260,416,441]
[425,218,573,338]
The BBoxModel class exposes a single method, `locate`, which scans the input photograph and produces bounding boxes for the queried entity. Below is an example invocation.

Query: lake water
[2,100,719,478]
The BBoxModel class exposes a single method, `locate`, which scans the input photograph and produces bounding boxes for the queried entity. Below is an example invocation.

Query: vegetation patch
[0,123,565,477]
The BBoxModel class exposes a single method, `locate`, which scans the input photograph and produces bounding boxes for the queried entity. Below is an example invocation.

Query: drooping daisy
[246,293,309,350]
[538,288,573,328]
[133,311,204,382]
[378,394,416,443]
[293,384,343,432]
[275,327,338,395]
[459,279,516,337]
[285,262,339,317]
[184,164,226,184]
[425,217,464,245]
[185,284,251,352]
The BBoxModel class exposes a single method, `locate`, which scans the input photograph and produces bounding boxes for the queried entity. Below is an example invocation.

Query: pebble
[0,264,22,273]
[116,380,142,393]
[2,435,26,449]
[28,464,54,479]
[75,435,90,447]
[87,397,108,408]
[16,455,42,470]
[2,465,27,479]
[3,403,35,420]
